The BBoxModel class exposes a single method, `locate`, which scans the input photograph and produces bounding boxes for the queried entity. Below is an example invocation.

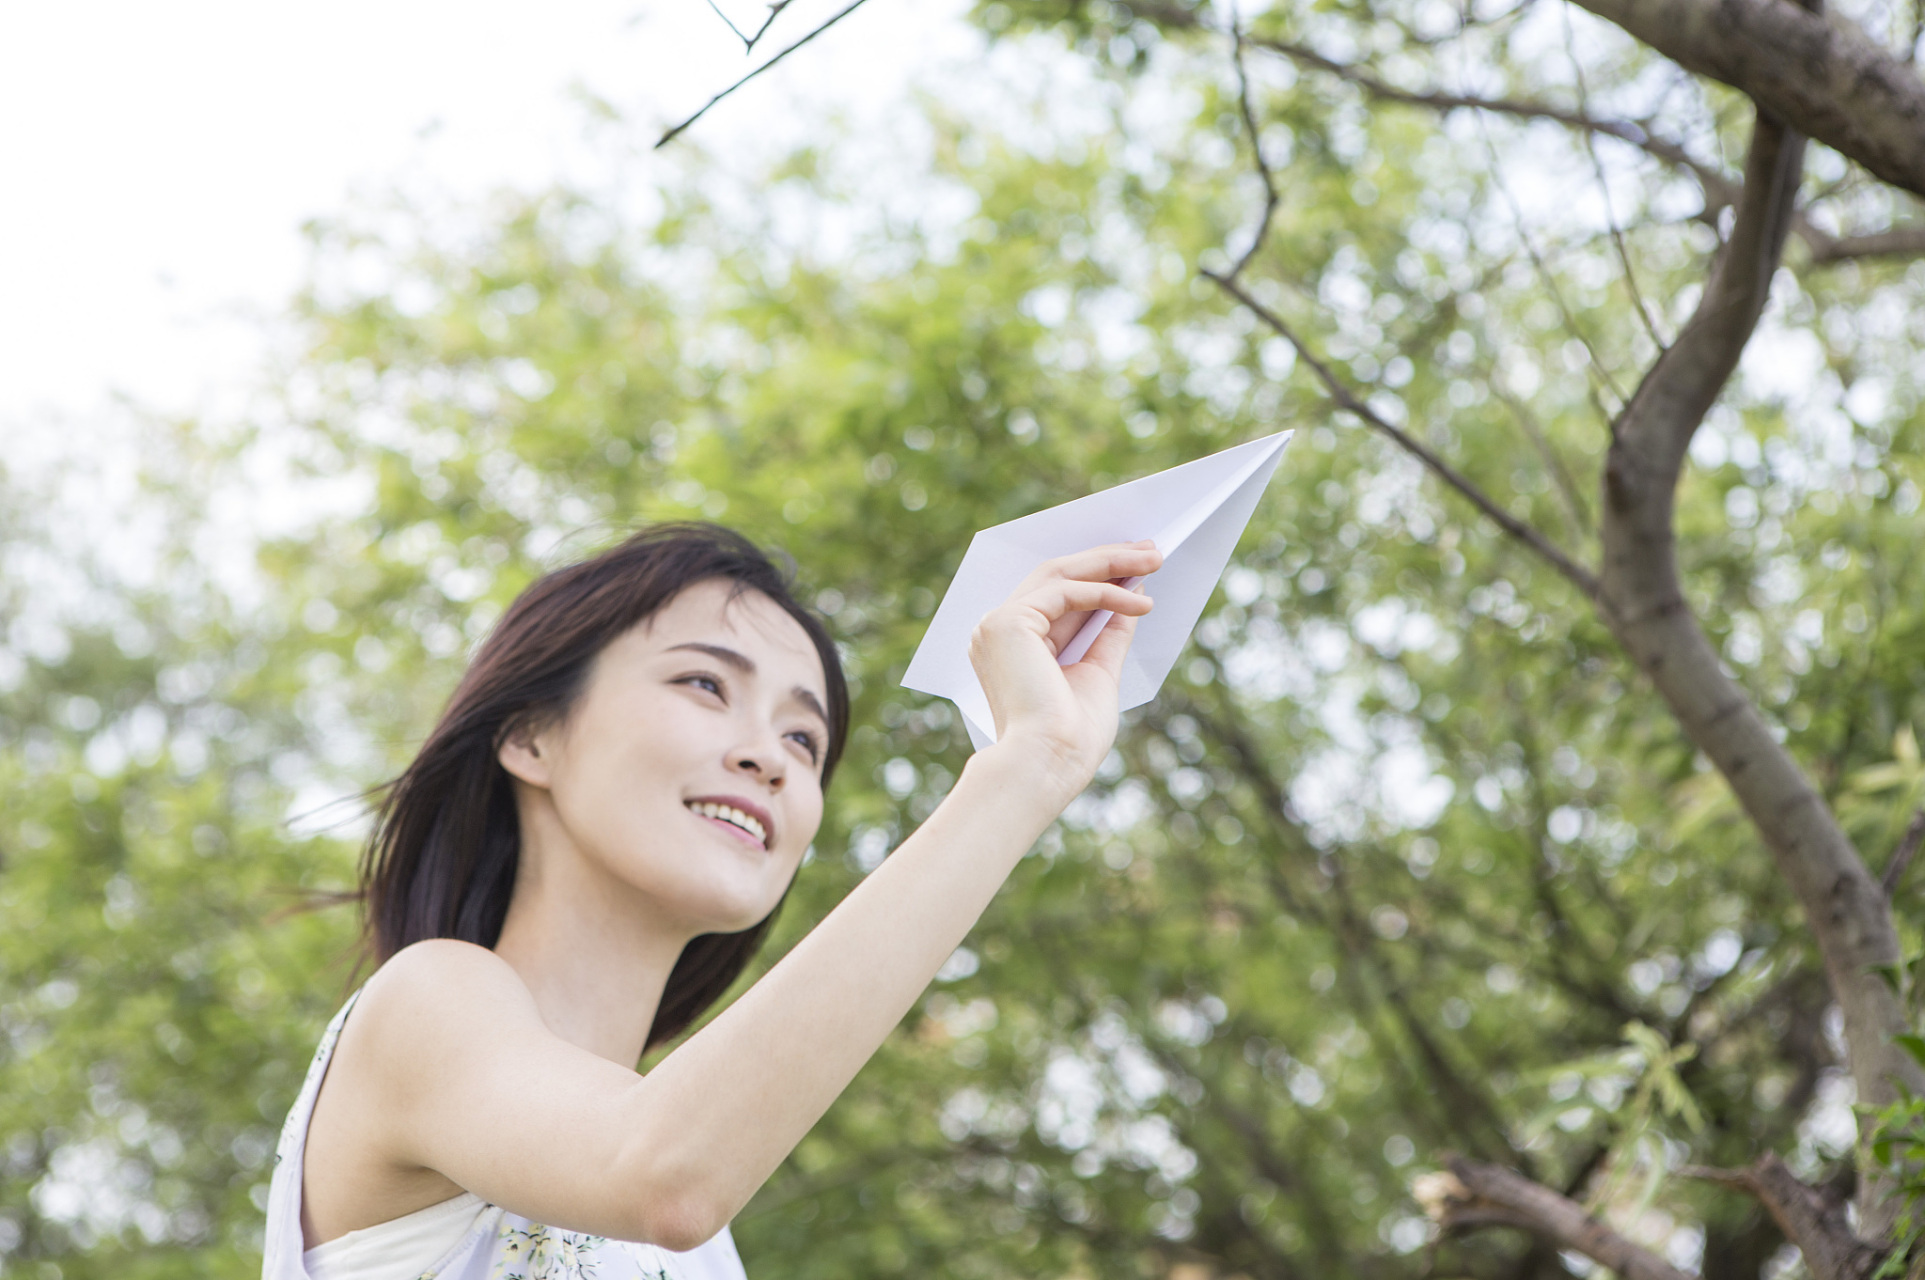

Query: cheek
[590,692,718,777]
[784,784,825,850]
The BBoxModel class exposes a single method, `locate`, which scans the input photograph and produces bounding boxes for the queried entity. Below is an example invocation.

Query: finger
[1018,542,1164,594]
[1022,579,1155,629]
[1075,601,1143,674]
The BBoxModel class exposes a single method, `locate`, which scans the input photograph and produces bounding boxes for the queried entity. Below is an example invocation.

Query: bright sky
[0,0,973,436]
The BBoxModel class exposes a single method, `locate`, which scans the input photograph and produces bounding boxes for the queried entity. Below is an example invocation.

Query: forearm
[618,740,1073,1228]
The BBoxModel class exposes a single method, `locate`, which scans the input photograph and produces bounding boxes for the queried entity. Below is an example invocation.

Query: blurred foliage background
[3,0,1923,1276]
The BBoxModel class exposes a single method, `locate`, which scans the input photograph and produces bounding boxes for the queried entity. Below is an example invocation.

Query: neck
[491,786,694,1067]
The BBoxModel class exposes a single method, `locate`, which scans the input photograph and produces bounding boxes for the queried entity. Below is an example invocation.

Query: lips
[684,795,774,850]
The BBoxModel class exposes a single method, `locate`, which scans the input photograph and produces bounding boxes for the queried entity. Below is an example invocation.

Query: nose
[729,737,787,792]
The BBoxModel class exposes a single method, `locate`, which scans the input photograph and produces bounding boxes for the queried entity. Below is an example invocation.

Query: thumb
[1074,596,1149,677]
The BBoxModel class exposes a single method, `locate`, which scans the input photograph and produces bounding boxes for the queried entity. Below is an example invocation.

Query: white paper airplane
[902,431,1294,750]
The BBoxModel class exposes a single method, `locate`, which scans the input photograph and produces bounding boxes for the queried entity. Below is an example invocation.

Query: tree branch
[656,0,873,149]
[1569,0,1925,199]
[1561,7,1670,352]
[1242,28,1925,269]
[1882,808,1925,898]
[714,0,798,55]
[1805,225,1925,264]
[1682,1155,1886,1280]
[1416,1155,1695,1280]
[1248,34,1736,208]
[1203,269,1601,598]
[1210,25,1600,597]
[1595,101,1922,1229]
[1492,381,1595,539]
[1476,114,1629,415]
[1226,24,1280,279]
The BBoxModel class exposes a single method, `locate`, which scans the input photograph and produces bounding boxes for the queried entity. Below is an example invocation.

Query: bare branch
[1475,114,1629,414]
[656,0,873,149]
[741,0,800,53]
[1226,23,1281,280]
[703,0,802,55]
[1241,27,1925,269]
[1883,808,1925,898]
[1491,381,1595,539]
[1682,1156,1886,1280]
[1415,1156,1695,1280]
[1569,0,1925,198]
[1204,268,1602,598]
[1597,101,1922,1227]
[1247,34,1736,207]
[1805,225,1925,264]
[1562,8,1670,352]
[702,0,754,48]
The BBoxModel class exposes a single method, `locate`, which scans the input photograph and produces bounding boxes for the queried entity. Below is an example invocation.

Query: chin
[675,878,792,938]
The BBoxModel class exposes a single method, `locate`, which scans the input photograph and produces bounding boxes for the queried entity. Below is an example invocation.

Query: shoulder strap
[260,991,363,1279]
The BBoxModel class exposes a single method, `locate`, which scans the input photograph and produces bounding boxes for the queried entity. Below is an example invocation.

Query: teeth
[686,801,767,845]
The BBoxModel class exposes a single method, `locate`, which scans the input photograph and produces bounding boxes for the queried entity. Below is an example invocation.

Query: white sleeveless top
[264,991,749,1280]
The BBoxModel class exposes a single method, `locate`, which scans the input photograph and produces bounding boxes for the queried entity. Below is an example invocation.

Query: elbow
[637,1191,729,1255]
[611,1116,732,1251]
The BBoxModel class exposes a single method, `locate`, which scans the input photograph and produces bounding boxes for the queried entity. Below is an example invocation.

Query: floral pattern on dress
[490,1222,661,1280]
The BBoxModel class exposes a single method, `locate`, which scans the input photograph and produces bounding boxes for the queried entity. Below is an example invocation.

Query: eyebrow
[667,642,830,729]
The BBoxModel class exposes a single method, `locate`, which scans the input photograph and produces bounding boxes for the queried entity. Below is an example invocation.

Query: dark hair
[360,522,849,1050]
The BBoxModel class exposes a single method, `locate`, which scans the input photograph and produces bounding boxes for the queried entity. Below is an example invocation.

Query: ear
[497,720,555,789]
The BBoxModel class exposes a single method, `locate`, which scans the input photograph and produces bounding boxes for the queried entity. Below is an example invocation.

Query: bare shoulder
[348,940,542,1071]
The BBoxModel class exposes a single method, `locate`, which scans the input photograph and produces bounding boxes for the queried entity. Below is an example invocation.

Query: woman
[264,521,1161,1280]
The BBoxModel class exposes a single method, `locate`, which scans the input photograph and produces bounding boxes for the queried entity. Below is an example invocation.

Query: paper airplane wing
[901,431,1292,749]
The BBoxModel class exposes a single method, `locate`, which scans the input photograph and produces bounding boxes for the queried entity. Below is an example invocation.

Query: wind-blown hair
[360,522,849,1051]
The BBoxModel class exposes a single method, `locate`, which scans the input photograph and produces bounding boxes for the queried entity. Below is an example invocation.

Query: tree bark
[1417,1156,1696,1280]
[1595,107,1923,1229]
[1570,0,1925,199]
[1806,227,1925,265]
[1686,1156,1887,1280]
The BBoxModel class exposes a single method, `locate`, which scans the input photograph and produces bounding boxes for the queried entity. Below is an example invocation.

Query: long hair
[360,522,850,1051]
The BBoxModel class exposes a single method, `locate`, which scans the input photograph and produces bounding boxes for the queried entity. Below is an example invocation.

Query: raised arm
[338,542,1162,1248]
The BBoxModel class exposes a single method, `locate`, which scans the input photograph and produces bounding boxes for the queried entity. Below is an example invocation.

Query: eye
[675,672,726,699]
[786,729,822,765]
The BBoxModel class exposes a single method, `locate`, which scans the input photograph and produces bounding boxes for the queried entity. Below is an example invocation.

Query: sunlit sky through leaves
[0,0,972,437]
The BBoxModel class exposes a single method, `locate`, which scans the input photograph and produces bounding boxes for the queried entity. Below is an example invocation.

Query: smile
[685,800,769,848]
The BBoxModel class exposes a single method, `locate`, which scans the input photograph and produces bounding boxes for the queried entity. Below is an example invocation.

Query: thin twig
[1476,114,1629,417]
[1226,19,1281,280]
[1491,379,1595,538]
[1145,3,1918,280]
[1882,808,1925,898]
[1562,7,1669,352]
[702,0,798,53]
[656,0,873,149]
[1204,268,1601,598]
[743,0,798,52]
[702,0,753,46]
[1222,12,1595,588]
[1804,225,1925,264]
[1396,0,1540,46]
[1247,34,1734,207]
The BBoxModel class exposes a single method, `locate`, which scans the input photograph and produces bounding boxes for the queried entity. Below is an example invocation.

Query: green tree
[2,5,1922,1277]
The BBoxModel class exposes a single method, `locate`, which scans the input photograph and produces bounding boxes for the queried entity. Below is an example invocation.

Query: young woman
[263,521,1161,1280]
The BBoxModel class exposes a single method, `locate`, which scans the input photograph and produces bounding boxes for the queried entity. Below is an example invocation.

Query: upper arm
[341,942,704,1245]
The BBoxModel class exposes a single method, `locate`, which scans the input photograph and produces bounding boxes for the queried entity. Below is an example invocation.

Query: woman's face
[500,578,831,937]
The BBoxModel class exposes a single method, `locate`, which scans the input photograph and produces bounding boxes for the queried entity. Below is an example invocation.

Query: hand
[967,541,1162,798]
